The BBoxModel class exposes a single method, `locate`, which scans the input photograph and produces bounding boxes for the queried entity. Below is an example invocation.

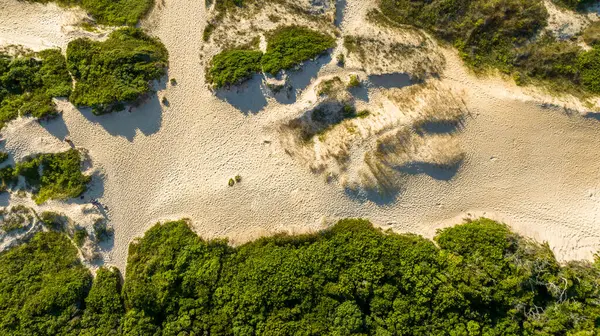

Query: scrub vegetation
[206,49,263,88]
[0,149,91,204]
[67,27,168,114]
[261,26,336,75]
[207,26,335,87]
[30,0,154,26]
[0,49,71,129]
[378,0,600,95]
[2,218,600,335]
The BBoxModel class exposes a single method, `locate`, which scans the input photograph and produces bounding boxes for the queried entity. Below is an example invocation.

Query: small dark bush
[73,227,88,247]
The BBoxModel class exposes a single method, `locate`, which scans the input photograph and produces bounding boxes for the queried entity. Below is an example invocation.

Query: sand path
[1,0,600,269]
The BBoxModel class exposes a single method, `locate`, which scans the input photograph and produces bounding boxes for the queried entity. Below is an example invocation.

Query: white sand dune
[1,0,600,270]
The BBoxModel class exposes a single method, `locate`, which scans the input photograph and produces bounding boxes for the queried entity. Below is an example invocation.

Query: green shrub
[206,49,263,88]
[30,0,154,26]
[347,74,360,88]
[121,218,600,334]
[73,227,88,247]
[80,267,124,334]
[380,0,548,71]
[203,22,216,42]
[2,218,600,334]
[40,211,64,231]
[0,231,91,335]
[0,49,71,128]
[261,26,336,75]
[67,27,168,114]
[93,219,114,242]
[0,151,8,163]
[14,149,91,204]
[228,178,235,186]
[378,0,600,95]
[583,21,600,47]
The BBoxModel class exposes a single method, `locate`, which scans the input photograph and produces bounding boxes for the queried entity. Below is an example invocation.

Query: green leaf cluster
[9,149,91,204]
[379,0,600,95]
[2,218,600,335]
[67,27,169,114]
[0,231,92,335]
[0,49,72,128]
[207,26,335,87]
[261,26,336,75]
[30,0,154,26]
[206,50,263,88]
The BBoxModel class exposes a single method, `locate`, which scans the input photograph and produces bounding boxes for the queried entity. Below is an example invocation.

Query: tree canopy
[1,218,599,335]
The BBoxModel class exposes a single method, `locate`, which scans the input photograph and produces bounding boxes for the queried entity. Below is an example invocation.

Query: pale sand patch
[0,0,109,52]
[0,0,599,271]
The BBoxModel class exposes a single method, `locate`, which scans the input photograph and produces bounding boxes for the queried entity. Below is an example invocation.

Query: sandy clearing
[0,0,109,52]
[1,0,600,270]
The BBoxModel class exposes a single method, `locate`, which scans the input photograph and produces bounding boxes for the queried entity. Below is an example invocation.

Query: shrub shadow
[274,53,332,104]
[584,112,600,121]
[41,114,70,141]
[334,0,347,27]
[348,85,370,102]
[415,120,464,135]
[344,185,401,206]
[78,79,166,141]
[367,73,413,89]
[397,161,462,181]
[215,74,268,114]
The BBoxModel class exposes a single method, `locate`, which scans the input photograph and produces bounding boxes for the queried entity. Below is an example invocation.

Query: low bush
[0,231,91,335]
[379,0,600,95]
[261,26,335,75]
[1,218,600,334]
[14,149,91,204]
[0,151,8,163]
[67,27,168,114]
[206,49,263,88]
[0,49,71,128]
[31,0,154,26]
[583,21,600,46]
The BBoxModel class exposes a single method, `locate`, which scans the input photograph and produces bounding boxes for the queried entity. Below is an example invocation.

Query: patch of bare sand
[0,0,599,271]
[0,0,109,51]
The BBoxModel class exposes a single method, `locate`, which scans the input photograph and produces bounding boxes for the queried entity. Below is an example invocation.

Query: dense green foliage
[0,49,71,128]
[206,50,263,88]
[30,0,153,26]
[2,218,600,335]
[67,28,168,114]
[261,26,336,75]
[13,149,91,204]
[378,0,600,94]
[0,231,91,335]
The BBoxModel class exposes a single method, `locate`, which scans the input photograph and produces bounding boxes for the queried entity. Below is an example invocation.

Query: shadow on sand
[584,112,600,122]
[334,0,347,27]
[367,73,413,89]
[273,54,333,105]
[215,74,269,114]
[77,79,167,141]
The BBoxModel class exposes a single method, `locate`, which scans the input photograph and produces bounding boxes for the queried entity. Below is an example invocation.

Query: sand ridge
[0,0,599,271]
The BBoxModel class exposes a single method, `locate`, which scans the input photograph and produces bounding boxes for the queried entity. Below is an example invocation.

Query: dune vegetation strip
[377,0,600,96]
[0,49,72,129]
[1,218,599,334]
[0,149,90,204]
[67,27,169,114]
[207,26,335,88]
[29,0,154,26]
